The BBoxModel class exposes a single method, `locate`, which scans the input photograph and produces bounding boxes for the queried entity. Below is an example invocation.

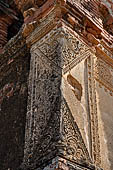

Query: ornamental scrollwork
[34,26,89,70]
[94,58,113,92]
[87,56,101,166]
[22,26,91,168]
[60,98,91,164]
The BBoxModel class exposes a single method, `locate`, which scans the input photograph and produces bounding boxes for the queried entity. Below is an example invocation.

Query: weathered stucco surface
[96,82,113,170]
[0,0,113,170]
[63,59,91,155]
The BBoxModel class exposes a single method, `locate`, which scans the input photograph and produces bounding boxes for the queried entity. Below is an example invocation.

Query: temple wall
[93,57,113,170]
[0,49,30,170]
[96,81,113,170]
[0,0,113,169]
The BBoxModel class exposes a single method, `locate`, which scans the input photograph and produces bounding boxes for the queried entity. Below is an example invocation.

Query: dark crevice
[7,13,24,41]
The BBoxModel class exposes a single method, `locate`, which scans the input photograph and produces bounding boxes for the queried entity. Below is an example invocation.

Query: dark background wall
[0,52,30,170]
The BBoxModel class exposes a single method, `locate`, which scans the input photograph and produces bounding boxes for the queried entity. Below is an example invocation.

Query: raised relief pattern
[94,58,113,92]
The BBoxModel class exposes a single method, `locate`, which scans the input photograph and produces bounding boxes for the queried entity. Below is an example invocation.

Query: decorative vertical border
[87,55,101,167]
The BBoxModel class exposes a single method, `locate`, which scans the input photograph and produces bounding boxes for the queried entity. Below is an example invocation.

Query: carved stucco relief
[22,25,93,169]
[87,56,101,167]
[29,23,90,71]
[20,5,103,167]
[94,58,113,93]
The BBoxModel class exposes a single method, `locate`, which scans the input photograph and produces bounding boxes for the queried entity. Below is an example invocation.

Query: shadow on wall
[67,74,82,101]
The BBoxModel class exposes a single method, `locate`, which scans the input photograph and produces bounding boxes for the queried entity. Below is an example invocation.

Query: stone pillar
[19,1,103,170]
[21,31,92,169]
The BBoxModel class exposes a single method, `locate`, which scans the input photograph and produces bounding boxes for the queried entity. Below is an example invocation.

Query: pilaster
[18,2,103,169]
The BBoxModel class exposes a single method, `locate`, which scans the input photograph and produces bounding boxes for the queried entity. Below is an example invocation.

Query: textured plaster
[63,59,91,156]
[96,81,113,170]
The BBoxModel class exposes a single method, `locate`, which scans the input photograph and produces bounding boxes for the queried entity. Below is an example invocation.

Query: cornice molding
[20,1,113,54]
